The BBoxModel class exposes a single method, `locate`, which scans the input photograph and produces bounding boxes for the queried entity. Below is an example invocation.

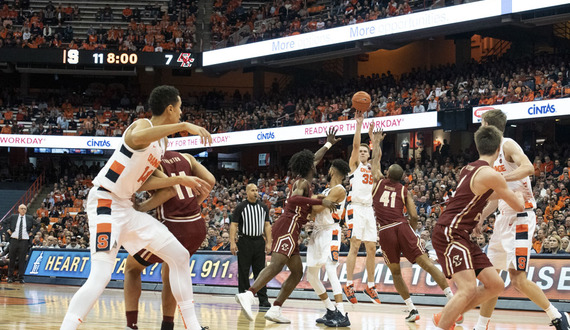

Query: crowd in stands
[2,141,570,257]
[0,1,197,52]
[1,52,570,136]
[210,0,475,49]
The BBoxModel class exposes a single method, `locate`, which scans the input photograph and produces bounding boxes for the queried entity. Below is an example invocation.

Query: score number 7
[165,54,173,65]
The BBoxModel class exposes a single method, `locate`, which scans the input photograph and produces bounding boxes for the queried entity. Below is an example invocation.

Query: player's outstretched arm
[478,168,524,212]
[404,190,419,230]
[125,120,212,150]
[370,124,386,183]
[140,171,212,197]
[135,187,177,212]
[314,127,341,166]
[311,186,346,213]
[502,140,534,182]
[349,112,365,170]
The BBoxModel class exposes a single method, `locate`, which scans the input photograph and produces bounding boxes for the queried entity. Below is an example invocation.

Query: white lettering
[536,266,555,290]
[558,267,570,291]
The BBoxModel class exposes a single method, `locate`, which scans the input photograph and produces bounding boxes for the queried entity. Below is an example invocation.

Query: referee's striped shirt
[231,200,270,237]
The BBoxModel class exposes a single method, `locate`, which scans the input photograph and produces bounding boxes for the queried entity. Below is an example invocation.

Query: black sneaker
[552,312,570,330]
[324,310,350,327]
[405,309,420,322]
[316,309,337,324]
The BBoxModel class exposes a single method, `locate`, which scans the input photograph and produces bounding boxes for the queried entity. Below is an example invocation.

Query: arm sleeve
[231,202,243,223]
[287,195,323,206]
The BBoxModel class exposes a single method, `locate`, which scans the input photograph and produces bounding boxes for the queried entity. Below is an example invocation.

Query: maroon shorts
[133,219,206,266]
[379,222,425,264]
[432,224,493,278]
[271,216,301,258]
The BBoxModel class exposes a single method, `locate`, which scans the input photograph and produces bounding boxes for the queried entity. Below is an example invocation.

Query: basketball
[352,91,371,112]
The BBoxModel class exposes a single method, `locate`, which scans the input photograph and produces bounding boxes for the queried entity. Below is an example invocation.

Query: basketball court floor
[0,283,555,329]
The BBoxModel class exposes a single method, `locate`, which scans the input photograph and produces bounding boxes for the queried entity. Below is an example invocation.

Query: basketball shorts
[271,216,301,257]
[345,203,377,242]
[306,224,341,267]
[432,224,493,278]
[86,187,176,264]
[487,210,536,272]
[379,222,425,265]
[134,216,206,266]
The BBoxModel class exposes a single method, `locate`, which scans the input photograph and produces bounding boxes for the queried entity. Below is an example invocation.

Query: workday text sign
[472,98,570,123]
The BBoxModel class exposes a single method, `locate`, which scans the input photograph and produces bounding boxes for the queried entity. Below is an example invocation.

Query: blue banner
[25,248,238,285]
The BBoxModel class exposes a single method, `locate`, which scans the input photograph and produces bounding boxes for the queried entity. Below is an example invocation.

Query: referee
[230,183,272,310]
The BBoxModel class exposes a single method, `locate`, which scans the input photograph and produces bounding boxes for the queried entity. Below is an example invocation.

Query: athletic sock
[178,301,201,330]
[367,282,375,288]
[346,280,353,286]
[443,287,454,300]
[323,299,335,311]
[61,314,82,330]
[160,320,174,330]
[474,316,490,330]
[545,304,562,320]
[336,302,345,314]
[126,311,138,329]
[404,298,415,311]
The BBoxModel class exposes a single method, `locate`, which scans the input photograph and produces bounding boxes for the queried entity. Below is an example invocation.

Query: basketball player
[235,132,339,324]
[368,126,456,323]
[431,125,525,330]
[306,159,351,327]
[343,111,381,304]
[475,109,569,330]
[124,150,215,330]
[61,85,212,330]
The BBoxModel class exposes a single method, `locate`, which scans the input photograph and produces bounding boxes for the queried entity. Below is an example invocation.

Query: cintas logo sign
[527,103,556,115]
[257,131,275,140]
[87,139,111,147]
[472,98,570,123]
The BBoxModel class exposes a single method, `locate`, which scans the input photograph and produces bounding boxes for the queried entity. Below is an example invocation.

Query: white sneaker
[264,306,291,324]
[235,291,255,321]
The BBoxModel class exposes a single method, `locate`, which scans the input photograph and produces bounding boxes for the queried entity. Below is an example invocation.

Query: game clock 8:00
[62,49,196,68]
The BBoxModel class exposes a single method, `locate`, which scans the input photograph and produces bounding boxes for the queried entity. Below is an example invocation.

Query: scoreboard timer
[0,49,198,68]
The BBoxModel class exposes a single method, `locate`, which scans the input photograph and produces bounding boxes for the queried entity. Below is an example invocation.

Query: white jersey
[313,184,346,228]
[494,137,536,213]
[348,162,373,206]
[92,119,165,199]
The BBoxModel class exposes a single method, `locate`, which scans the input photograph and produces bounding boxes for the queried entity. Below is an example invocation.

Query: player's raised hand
[322,199,339,213]
[355,111,364,124]
[185,123,213,146]
[368,119,375,137]
[371,127,386,145]
[326,127,341,145]
[178,176,212,196]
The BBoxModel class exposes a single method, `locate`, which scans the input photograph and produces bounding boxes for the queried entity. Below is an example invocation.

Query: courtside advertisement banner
[25,249,570,301]
[0,112,437,150]
[472,98,570,124]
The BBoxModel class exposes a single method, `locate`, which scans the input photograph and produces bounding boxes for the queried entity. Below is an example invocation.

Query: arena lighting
[472,98,570,123]
[202,0,569,66]
[0,112,437,151]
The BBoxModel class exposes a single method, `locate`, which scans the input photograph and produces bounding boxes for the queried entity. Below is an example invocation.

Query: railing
[1,172,45,222]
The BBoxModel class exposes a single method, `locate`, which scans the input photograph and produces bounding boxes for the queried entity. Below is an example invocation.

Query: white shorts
[306,224,341,267]
[86,187,176,264]
[487,210,536,272]
[346,203,377,242]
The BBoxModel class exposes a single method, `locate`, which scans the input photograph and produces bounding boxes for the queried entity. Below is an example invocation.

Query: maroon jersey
[437,160,494,231]
[373,179,407,226]
[278,179,314,227]
[156,151,201,221]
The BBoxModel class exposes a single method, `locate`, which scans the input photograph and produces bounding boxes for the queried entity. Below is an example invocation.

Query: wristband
[324,142,332,149]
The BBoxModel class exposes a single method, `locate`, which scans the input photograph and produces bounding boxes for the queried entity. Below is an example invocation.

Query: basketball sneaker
[364,286,381,304]
[405,309,420,322]
[264,306,291,324]
[551,312,570,330]
[324,310,351,327]
[235,291,255,321]
[316,309,337,324]
[432,312,455,330]
[343,283,358,304]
